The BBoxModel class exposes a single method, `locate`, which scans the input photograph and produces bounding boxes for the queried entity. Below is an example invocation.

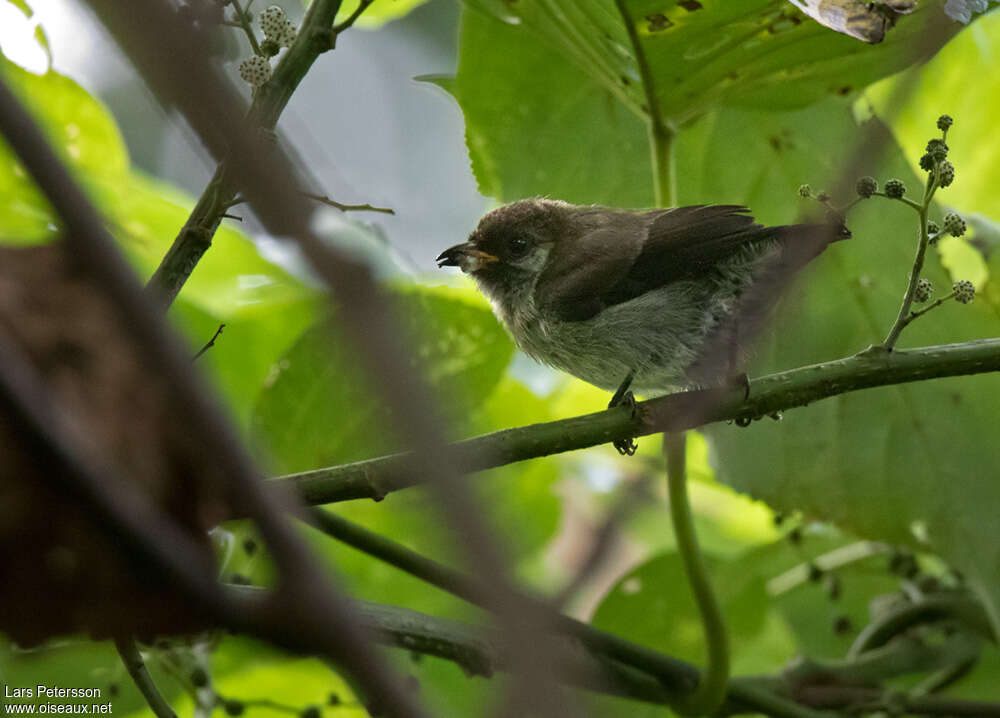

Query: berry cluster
[232,4,299,92]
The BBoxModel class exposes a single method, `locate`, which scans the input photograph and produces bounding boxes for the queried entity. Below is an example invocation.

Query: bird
[437,198,846,453]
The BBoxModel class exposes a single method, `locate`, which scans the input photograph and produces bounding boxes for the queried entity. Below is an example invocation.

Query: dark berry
[224,700,245,717]
[926,138,949,162]
[191,667,209,688]
[937,114,953,131]
[937,161,954,188]
[855,176,877,198]
[953,280,975,304]
[884,179,905,199]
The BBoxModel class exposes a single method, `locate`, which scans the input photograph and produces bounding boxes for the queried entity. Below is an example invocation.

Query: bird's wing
[537,205,797,323]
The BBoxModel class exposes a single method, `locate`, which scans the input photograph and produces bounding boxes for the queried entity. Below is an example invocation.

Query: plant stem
[230,0,262,56]
[664,434,730,716]
[883,173,940,349]
[848,595,994,659]
[613,0,675,208]
[114,637,178,718]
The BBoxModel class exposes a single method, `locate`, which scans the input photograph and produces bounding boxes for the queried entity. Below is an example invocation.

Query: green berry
[238,55,271,89]
[927,221,940,235]
[224,701,245,717]
[797,184,811,198]
[855,176,877,198]
[914,278,933,303]
[937,114,953,131]
[260,39,280,57]
[919,153,935,172]
[926,138,949,162]
[301,707,321,718]
[260,5,287,39]
[943,211,966,237]
[884,179,905,199]
[937,161,954,188]
[953,280,975,304]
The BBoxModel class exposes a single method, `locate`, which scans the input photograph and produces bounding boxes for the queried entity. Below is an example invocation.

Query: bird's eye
[507,236,530,259]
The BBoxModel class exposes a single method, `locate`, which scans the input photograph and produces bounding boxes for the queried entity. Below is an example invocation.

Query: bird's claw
[727,372,750,401]
[608,389,638,456]
[613,437,638,456]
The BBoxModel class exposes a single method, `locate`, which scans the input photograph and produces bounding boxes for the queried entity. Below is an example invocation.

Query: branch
[275,339,1000,505]
[303,192,395,215]
[146,0,351,305]
[305,509,827,718]
[115,637,179,718]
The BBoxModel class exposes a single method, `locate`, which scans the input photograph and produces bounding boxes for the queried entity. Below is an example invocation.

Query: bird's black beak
[436,242,498,272]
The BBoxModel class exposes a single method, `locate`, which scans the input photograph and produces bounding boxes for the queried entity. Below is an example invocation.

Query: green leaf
[329,0,431,28]
[591,550,793,675]
[432,8,651,206]
[252,284,515,472]
[0,59,128,241]
[444,0,966,204]
[690,99,1000,629]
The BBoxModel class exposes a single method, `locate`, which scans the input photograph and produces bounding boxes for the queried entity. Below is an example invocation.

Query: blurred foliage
[3,0,1000,716]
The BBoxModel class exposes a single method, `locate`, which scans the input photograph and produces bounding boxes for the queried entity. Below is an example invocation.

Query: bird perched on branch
[438,198,846,453]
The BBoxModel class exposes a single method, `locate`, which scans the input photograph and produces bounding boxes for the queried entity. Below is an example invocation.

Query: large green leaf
[443,1,970,205]
[693,100,1000,629]
[252,285,515,472]
[0,58,128,239]
[591,551,793,676]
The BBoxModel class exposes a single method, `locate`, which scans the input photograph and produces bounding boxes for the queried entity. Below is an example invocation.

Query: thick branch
[275,339,1000,504]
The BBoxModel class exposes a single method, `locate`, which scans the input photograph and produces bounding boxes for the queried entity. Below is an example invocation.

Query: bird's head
[436,198,570,299]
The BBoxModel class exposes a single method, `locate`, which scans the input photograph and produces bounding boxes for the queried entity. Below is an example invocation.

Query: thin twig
[230,0,262,56]
[303,192,394,214]
[115,637,179,718]
[193,324,226,361]
[332,0,374,33]
[898,291,957,331]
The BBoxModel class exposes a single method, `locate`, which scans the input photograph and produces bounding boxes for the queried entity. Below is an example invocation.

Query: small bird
[437,199,845,453]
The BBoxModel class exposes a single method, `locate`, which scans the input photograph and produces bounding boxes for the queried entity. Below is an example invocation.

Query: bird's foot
[608,387,638,456]
[726,371,751,401]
